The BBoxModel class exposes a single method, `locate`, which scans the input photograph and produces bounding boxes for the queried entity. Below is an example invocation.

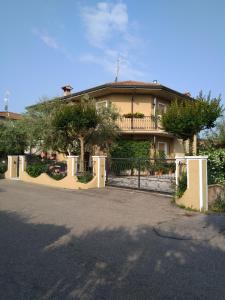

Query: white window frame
[158,141,168,155]
[157,102,166,116]
[96,100,108,110]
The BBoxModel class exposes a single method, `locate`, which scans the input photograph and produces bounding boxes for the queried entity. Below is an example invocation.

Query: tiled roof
[0,111,22,120]
[108,80,160,86]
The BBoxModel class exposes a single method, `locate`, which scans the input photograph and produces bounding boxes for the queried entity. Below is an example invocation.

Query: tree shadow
[0,211,225,299]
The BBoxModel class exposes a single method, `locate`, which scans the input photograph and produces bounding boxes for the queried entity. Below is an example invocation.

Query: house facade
[0,111,21,121]
[59,81,197,158]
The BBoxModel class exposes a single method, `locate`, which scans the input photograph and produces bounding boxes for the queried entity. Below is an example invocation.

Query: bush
[199,149,225,184]
[111,140,152,158]
[210,195,225,212]
[26,163,48,178]
[0,162,7,174]
[48,173,65,181]
[77,172,93,183]
[176,172,187,198]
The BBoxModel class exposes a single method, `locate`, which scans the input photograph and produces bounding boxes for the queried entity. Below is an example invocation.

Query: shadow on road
[0,211,225,299]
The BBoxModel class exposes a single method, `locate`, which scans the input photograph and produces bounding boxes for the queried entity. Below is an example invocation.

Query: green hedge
[199,149,225,184]
[0,162,7,174]
[111,140,152,158]
[26,163,48,178]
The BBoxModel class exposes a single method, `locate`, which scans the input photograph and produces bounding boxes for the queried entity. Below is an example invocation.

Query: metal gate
[106,157,176,194]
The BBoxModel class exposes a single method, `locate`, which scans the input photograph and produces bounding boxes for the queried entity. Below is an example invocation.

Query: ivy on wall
[110,139,153,158]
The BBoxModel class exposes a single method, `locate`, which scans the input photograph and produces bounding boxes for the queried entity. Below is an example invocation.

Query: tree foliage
[51,95,120,167]
[0,120,27,157]
[162,91,223,154]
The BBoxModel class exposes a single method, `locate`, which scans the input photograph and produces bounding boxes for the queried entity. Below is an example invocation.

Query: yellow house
[59,81,196,158]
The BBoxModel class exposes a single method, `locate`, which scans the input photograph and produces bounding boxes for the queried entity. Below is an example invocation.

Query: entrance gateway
[106,157,176,194]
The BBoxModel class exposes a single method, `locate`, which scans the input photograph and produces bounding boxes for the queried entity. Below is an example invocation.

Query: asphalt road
[0,180,225,300]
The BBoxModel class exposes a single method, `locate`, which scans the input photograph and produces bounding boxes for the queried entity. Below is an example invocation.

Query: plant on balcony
[123,112,145,118]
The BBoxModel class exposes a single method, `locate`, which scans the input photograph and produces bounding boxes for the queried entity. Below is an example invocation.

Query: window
[158,142,168,155]
[96,100,108,110]
[157,103,166,116]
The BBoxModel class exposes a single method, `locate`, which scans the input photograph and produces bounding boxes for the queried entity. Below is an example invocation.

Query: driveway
[0,180,225,299]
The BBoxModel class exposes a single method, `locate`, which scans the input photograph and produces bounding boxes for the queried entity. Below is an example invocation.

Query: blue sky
[0,0,224,113]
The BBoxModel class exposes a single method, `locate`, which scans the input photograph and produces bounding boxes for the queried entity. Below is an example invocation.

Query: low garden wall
[5,155,106,190]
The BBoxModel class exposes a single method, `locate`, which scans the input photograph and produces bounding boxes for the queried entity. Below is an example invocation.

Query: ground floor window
[158,141,168,155]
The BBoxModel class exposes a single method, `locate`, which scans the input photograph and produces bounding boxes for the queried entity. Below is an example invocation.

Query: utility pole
[4,90,10,117]
[115,55,120,82]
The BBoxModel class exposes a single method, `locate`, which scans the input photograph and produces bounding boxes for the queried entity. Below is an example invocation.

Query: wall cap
[92,156,107,158]
[185,156,208,159]
[67,155,79,158]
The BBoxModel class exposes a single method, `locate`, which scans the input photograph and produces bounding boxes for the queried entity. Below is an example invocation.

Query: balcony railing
[116,116,158,131]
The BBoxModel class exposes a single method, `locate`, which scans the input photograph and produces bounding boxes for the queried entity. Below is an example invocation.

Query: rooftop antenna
[115,55,120,82]
[4,90,10,114]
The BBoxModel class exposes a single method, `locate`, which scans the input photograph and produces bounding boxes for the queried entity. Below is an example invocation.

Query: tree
[87,105,120,156]
[19,97,63,154]
[51,96,120,171]
[51,96,99,171]
[0,120,27,158]
[161,92,223,154]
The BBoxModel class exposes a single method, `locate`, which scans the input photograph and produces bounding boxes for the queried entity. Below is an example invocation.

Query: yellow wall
[96,94,171,116]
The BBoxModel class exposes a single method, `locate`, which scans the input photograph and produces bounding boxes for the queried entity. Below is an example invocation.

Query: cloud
[32,28,74,62]
[80,2,147,80]
[81,2,128,47]
[32,29,59,49]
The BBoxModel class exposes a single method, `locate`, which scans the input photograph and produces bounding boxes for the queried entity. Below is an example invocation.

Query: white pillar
[185,156,208,211]
[92,156,106,188]
[67,156,79,177]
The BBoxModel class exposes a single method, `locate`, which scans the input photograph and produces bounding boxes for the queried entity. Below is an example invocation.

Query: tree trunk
[79,136,85,173]
[189,136,194,156]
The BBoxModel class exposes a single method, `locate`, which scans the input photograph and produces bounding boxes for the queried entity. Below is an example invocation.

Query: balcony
[116,116,160,132]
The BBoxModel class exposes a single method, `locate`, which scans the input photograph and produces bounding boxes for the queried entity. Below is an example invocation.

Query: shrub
[176,172,187,198]
[26,163,48,177]
[77,172,93,183]
[199,149,225,184]
[210,195,225,212]
[111,140,152,158]
[0,162,7,174]
[48,173,65,181]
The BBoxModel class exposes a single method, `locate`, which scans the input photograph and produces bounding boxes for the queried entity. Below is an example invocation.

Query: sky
[0,0,225,113]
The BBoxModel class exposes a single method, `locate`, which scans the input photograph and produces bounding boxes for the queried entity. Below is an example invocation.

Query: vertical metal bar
[138,158,141,189]
[17,156,20,178]
[106,158,109,183]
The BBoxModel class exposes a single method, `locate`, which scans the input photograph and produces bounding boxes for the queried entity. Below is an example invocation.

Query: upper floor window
[96,100,108,110]
[157,103,167,116]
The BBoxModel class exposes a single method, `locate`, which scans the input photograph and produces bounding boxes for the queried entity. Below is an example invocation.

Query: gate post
[19,155,26,175]
[176,156,208,211]
[92,156,106,188]
[67,156,79,178]
[5,155,20,179]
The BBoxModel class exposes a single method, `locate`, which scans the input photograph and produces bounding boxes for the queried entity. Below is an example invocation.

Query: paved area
[0,180,225,299]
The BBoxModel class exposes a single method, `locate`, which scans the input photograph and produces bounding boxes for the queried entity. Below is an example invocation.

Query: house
[57,81,197,157]
[0,111,22,121]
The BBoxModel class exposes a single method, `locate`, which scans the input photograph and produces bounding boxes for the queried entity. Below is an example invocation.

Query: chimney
[184,91,191,97]
[62,85,73,96]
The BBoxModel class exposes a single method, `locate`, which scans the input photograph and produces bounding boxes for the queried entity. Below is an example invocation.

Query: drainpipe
[153,97,157,129]
[131,95,134,129]
[153,135,157,158]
